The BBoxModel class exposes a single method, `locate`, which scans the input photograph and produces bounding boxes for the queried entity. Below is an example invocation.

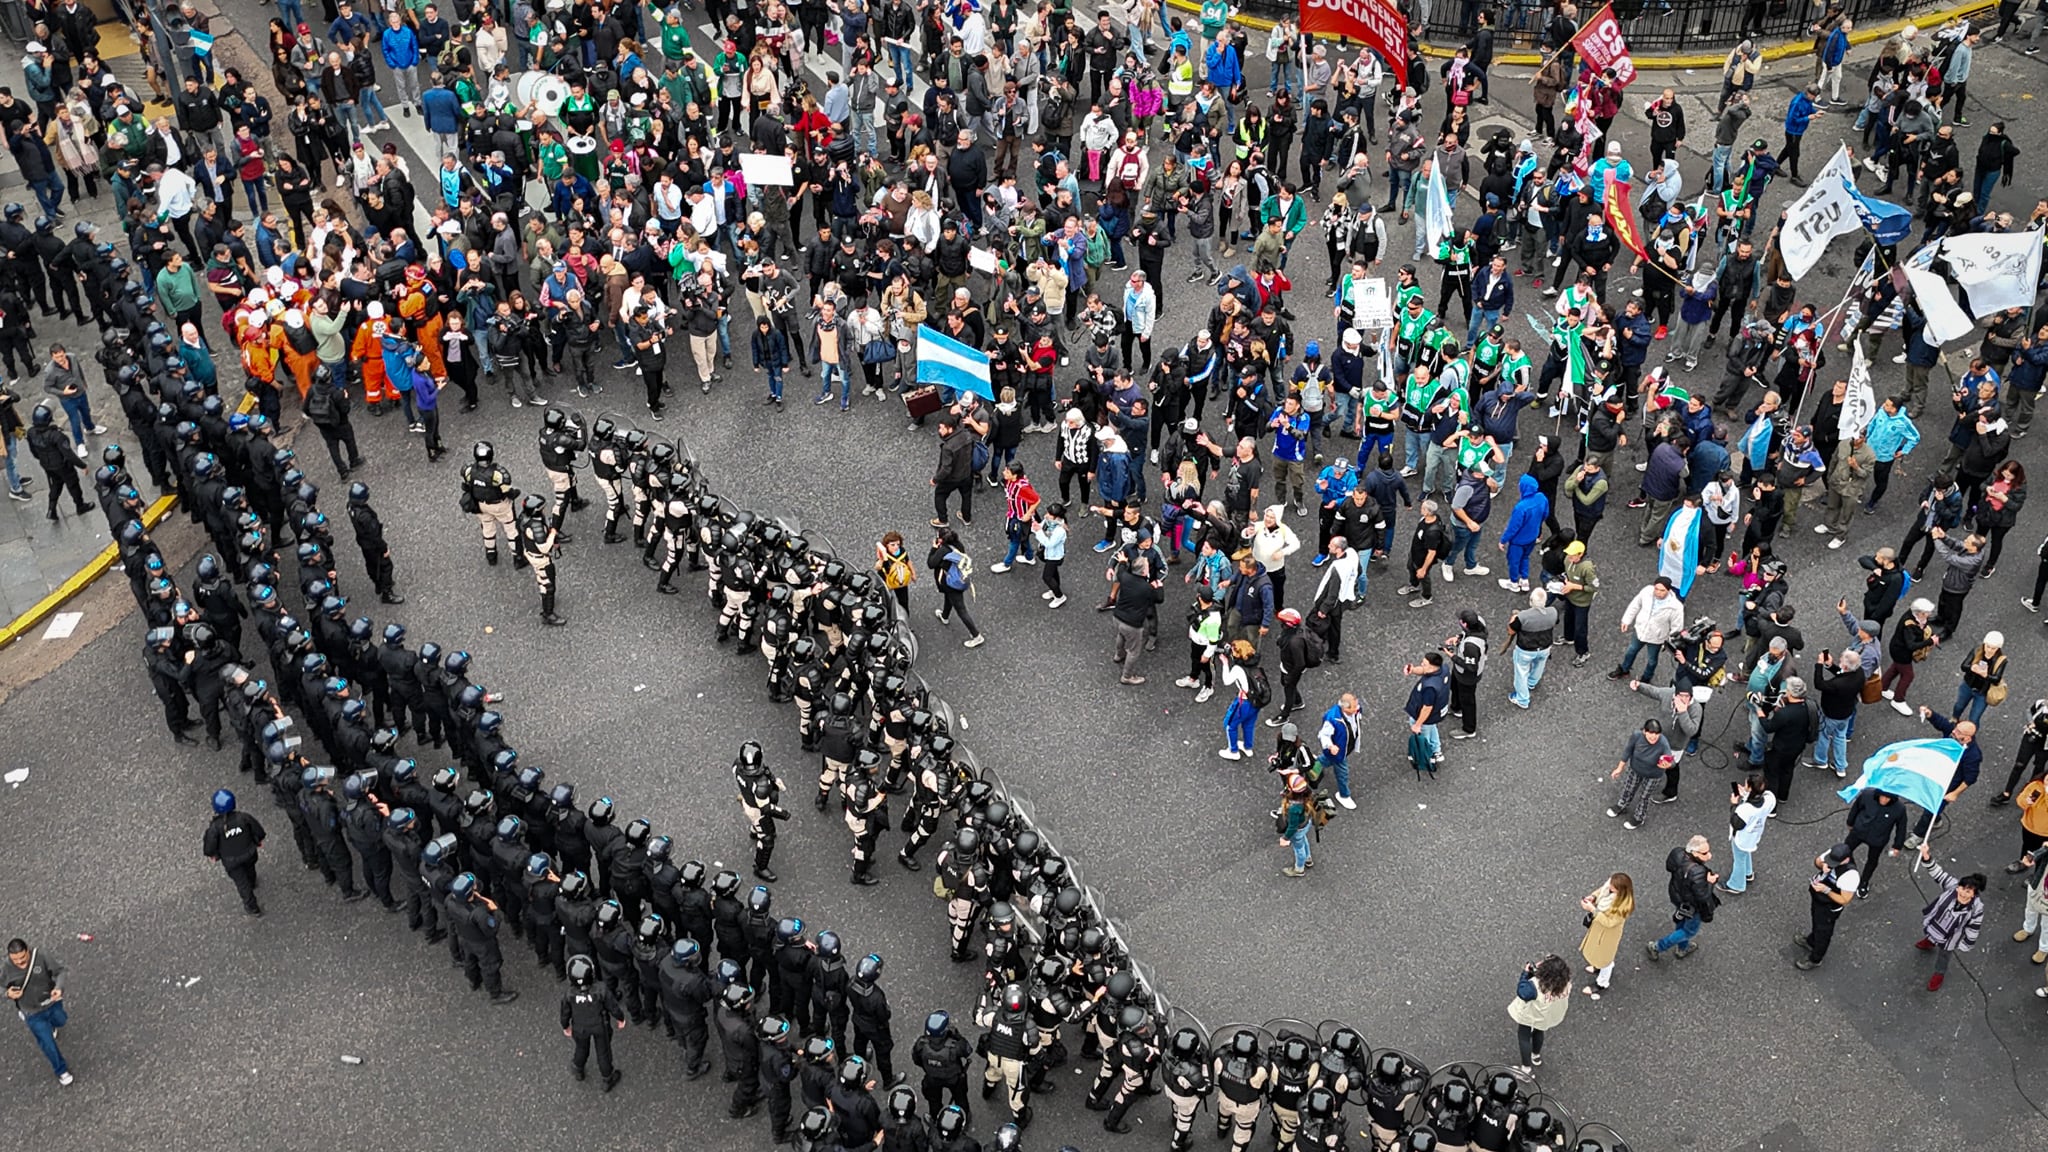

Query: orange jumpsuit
[350,320,392,405]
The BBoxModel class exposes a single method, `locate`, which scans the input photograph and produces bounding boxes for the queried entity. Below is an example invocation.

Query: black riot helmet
[594,899,623,930]
[710,869,741,897]
[935,1106,967,1138]
[720,983,754,1011]
[472,440,495,464]
[679,860,707,889]
[559,872,591,899]
[587,797,615,825]
[1484,1072,1518,1105]
[1000,982,1026,1013]
[622,817,651,846]
[549,783,575,809]
[746,885,772,914]
[887,1085,916,1121]
[1170,1027,1203,1059]
[637,913,664,943]
[567,954,596,985]
[854,953,883,984]
[736,740,764,769]
[924,1010,951,1038]
[815,930,841,959]
[1229,1029,1259,1058]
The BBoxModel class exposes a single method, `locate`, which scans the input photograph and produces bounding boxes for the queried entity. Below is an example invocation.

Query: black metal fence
[1244,0,1991,54]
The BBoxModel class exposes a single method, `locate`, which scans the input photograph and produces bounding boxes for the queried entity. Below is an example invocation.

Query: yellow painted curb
[0,493,177,649]
[0,394,261,650]
[1163,0,1995,68]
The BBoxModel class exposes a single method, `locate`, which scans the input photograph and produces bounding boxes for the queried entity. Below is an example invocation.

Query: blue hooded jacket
[1500,474,1547,547]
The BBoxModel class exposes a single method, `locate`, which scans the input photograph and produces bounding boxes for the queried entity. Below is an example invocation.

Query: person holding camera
[1757,675,1817,804]
[1507,955,1571,1073]
[1794,843,1861,970]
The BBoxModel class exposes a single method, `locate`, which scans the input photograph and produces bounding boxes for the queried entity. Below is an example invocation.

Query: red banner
[1570,4,1638,89]
[1604,179,1650,262]
[1300,0,1409,77]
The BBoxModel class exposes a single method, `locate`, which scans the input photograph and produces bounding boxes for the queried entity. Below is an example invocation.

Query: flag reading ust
[1300,0,1408,76]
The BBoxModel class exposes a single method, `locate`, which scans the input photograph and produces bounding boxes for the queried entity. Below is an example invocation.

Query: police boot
[850,859,879,886]
[1085,1076,1114,1110]
[641,537,662,568]
[814,788,830,811]
[717,618,734,643]
[896,848,922,871]
[1102,1094,1135,1133]
[602,516,623,544]
[1015,1105,1034,1130]
[753,846,778,883]
[656,569,679,594]
[514,550,530,569]
[541,592,568,627]
[485,547,499,566]
[1170,1129,1193,1152]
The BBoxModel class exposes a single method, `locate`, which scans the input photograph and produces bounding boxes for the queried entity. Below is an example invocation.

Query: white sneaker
[1828,537,1845,550]
[1814,524,1833,534]
[1440,563,1455,583]
[933,608,948,622]
[88,424,107,435]
[511,398,523,408]
[1892,353,1908,365]
[1217,748,1243,761]
[1890,699,1913,715]
[1463,566,1490,577]
[1175,676,1200,688]
[963,634,986,649]
[1018,555,1037,566]
[1336,795,1357,809]
[57,1072,72,1086]
[989,562,1011,573]
[1195,686,1215,702]
[1047,595,1067,608]
[1042,589,1056,600]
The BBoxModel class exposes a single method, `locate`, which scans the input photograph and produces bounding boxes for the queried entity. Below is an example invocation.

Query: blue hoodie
[1500,474,1547,547]
[380,22,421,70]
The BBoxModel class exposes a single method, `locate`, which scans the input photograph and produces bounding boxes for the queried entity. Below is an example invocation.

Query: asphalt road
[6,12,2048,1152]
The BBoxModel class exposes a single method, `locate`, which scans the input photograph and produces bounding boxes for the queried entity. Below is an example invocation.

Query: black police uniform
[848,976,896,1082]
[450,890,516,1001]
[561,978,625,1084]
[202,807,267,913]
[658,950,714,1077]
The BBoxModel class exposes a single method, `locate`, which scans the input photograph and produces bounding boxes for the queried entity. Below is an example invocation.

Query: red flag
[1300,0,1408,79]
[1570,4,1639,90]
[1604,179,1650,262]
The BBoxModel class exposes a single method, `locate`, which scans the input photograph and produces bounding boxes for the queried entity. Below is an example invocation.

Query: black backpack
[1299,629,1326,669]
[1247,664,1272,709]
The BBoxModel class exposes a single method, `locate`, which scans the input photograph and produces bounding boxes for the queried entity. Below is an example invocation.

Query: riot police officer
[1266,1030,1320,1150]
[913,1010,973,1126]
[843,775,888,887]
[832,1054,885,1146]
[809,929,850,1048]
[847,952,896,1083]
[1160,1027,1215,1152]
[516,494,567,625]
[345,482,403,604]
[537,407,588,534]
[658,937,715,1079]
[448,871,520,1003]
[1101,1012,1163,1134]
[591,899,640,1016]
[202,788,266,916]
[526,854,567,981]
[340,772,399,911]
[770,917,814,1023]
[1213,1028,1271,1152]
[384,807,436,938]
[718,982,764,1118]
[561,953,626,1090]
[631,913,668,1026]
[761,1014,801,1143]
[975,982,1038,1128]
[459,441,520,566]
[588,417,627,543]
[298,765,361,900]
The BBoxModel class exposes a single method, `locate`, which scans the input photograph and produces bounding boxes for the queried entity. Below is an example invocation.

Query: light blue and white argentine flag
[915,324,994,400]
[1837,738,1964,813]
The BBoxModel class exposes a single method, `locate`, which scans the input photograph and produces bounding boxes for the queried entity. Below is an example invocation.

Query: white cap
[246,288,269,308]
[366,301,385,318]
[283,308,305,326]
[1986,631,2005,648]
[25,41,44,53]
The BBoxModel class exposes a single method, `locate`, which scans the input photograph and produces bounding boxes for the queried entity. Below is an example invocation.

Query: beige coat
[1578,886,1633,969]
[1508,987,1570,1031]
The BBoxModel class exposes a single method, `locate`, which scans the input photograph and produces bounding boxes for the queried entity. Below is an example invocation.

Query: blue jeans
[1451,522,1480,568]
[819,361,848,403]
[1414,722,1441,763]
[1976,170,2000,210]
[1954,685,1989,725]
[886,43,914,86]
[1510,645,1548,706]
[1817,714,1852,774]
[1224,697,1258,752]
[1270,55,1299,95]
[1710,144,1732,192]
[359,86,391,127]
[243,177,270,216]
[1616,635,1661,680]
[2,434,22,491]
[1001,519,1036,565]
[1468,307,1501,346]
[59,393,95,445]
[1653,915,1701,953]
[1330,391,1356,434]
[766,366,784,400]
[851,111,877,159]
[334,100,362,143]
[1386,168,1413,207]
[1402,429,1425,472]
[276,0,304,31]
[22,1001,67,1076]
[1725,843,1754,892]
[29,172,62,218]
[1320,753,1351,799]
[1289,825,1311,868]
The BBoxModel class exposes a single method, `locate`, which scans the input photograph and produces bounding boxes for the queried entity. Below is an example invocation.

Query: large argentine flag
[1837,738,1965,813]
[915,325,994,400]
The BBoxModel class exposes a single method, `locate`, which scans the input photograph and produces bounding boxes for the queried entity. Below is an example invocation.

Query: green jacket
[155,263,201,315]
